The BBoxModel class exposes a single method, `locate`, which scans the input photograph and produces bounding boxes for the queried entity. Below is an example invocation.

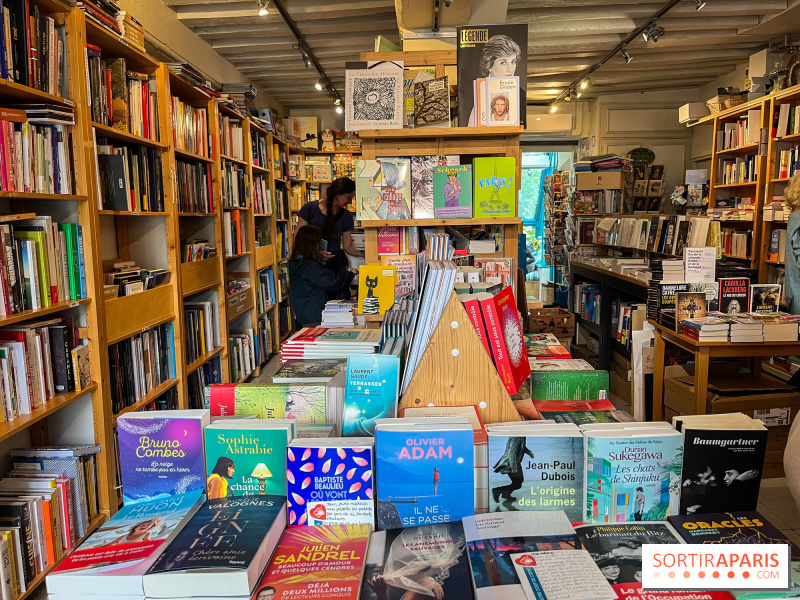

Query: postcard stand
[399,291,521,424]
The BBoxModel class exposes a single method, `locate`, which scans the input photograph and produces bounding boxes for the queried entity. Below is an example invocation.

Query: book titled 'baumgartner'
[143,495,287,598]
[375,422,474,530]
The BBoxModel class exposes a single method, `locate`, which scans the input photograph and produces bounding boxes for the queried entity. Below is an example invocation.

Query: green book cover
[58,224,77,301]
[204,423,293,497]
[473,156,516,218]
[13,230,50,307]
[226,383,327,424]
[529,371,610,401]
[538,410,636,425]
[433,164,472,218]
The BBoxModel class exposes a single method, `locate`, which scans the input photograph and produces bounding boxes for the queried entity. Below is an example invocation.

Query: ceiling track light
[564,89,573,102]
[256,0,269,16]
[333,97,342,106]
[314,79,324,91]
[294,42,312,68]
[693,0,706,10]
[621,47,633,64]
[580,79,589,90]
[335,104,343,114]
[642,21,666,43]
[550,103,558,113]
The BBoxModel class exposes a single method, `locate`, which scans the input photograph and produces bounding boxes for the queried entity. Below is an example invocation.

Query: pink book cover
[377,227,401,255]
[252,524,370,600]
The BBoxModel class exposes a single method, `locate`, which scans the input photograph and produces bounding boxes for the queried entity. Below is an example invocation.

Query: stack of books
[279,327,381,362]
[574,154,627,172]
[729,316,764,342]
[681,315,730,341]
[221,83,257,115]
[651,258,684,283]
[748,313,800,342]
[320,300,357,327]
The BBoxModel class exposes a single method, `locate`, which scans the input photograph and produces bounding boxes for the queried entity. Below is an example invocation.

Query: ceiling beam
[194,17,397,39]
[211,34,378,50]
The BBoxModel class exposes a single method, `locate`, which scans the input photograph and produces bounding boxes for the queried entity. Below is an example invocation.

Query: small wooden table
[651,320,800,418]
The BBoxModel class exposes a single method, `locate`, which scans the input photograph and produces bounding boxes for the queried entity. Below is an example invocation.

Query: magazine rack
[399,291,521,423]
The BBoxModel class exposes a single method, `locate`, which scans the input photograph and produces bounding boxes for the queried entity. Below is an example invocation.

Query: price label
[236,305,244,313]
[69,302,79,308]
[130,211,139,216]
[239,293,246,301]
[142,326,150,333]
[228,298,236,307]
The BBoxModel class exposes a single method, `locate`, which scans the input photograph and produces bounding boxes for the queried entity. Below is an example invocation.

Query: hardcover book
[380,255,417,299]
[342,354,399,436]
[479,287,530,395]
[433,164,472,218]
[719,277,750,314]
[46,491,202,598]
[538,410,636,425]
[144,495,287,598]
[584,429,683,523]
[355,159,412,221]
[750,284,782,313]
[361,523,472,600]
[667,511,800,560]
[375,423,474,530]
[204,420,295,497]
[414,76,450,128]
[473,157,516,219]
[411,155,444,219]
[286,439,375,527]
[528,359,594,372]
[528,370,609,401]
[272,359,346,384]
[116,410,210,505]
[209,383,287,418]
[675,291,707,332]
[463,511,578,600]
[252,524,371,600]
[344,61,404,131]
[488,431,584,521]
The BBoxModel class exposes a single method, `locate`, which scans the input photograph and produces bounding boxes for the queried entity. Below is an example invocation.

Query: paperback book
[116,410,210,505]
[252,524,371,600]
[719,277,750,314]
[433,165,472,218]
[375,422,474,529]
[528,370,609,401]
[357,264,397,316]
[411,155,444,219]
[750,284,782,313]
[286,439,375,527]
[271,359,346,384]
[486,76,520,126]
[473,157,516,219]
[414,76,450,128]
[355,159,412,221]
[511,550,615,600]
[342,354,399,436]
[209,383,287,418]
[674,291,707,333]
[538,410,636,425]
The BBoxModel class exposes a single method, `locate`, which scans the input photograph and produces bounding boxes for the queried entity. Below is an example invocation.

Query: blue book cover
[77,224,87,299]
[375,425,474,530]
[585,431,683,523]
[342,354,399,436]
[286,440,375,527]
[117,410,210,505]
[489,432,584,522]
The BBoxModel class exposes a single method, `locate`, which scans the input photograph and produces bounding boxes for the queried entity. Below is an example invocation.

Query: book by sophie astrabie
[375,422,474,530]
[433,164,472,218]
[342,354,399,437]
[251,524,370,600]
[463,511,578,600]
[585,429,683,523]
[144,495,287,598]
[361,523,472,600]
[286,438,375,527]
[204,420,295,497]
[116,410,210,505]
[488,429,584,521]
[46,491,202,598]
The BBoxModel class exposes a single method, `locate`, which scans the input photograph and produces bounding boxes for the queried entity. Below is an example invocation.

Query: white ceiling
[162,0,794,108]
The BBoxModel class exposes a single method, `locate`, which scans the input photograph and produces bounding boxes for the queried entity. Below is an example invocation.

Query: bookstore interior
[5,0,800,599]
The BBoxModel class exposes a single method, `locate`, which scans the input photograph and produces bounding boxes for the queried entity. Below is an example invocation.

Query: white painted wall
[289,108,345,132]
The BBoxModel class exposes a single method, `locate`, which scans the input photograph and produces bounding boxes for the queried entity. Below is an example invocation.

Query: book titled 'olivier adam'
[375,421,474,530]
[286,439,375,527]
[585,429,683,523]
[144,495,287,598]
[117,410,210,505]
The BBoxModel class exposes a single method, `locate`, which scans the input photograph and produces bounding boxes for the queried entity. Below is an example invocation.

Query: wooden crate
[227,287,255,322]
[181,259,221,296]
[255,244,275,270]
[106,285,175,344]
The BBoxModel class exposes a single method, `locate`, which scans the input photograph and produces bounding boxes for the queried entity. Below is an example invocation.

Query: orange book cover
[252,524,370,600]
[231,210,242,254]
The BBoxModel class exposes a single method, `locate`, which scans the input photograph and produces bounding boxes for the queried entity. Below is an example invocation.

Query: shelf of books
[162,67,228,406]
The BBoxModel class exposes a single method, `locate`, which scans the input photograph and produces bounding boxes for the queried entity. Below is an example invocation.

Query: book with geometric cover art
[355,159,411,221]
[361,522,473,600]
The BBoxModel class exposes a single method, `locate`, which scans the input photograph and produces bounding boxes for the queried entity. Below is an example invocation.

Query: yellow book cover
[707,220,722,259]
[358,263,396,315]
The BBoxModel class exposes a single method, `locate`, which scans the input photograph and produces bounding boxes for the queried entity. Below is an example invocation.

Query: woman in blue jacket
[288,226,356,327]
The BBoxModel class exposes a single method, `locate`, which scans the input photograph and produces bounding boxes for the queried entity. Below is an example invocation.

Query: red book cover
[526,344,572,359]
[252,524,370,600]
[377,226,401,255]
[479,287,530,395]
[231,210,242,254]
[460,293,492,360]
[208,383,237,417]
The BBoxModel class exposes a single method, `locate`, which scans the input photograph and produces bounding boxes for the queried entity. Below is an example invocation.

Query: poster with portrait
[456,24,528,127]
[345,60,404,131]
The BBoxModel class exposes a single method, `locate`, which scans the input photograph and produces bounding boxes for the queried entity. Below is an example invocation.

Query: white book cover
[345,61,404,131]
[511,550,615,600]
[486,76,520,126]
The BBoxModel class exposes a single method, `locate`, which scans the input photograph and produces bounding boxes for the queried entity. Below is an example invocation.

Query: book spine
[75,225,85,299]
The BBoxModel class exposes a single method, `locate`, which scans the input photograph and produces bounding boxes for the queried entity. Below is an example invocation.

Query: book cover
[361,523,472,600]
[144,495,287,597]
[375,426,474,529]
[523,333,562,346]
[358,264,396,316]
[585,432,683,523]
[463,511,578,600]
[675,291,707,332]
[414,76,450,128]
[410,155,443,220]
[209,383,288,418]
[528,359,594,372]
[380,255,416,299]
[272,359,345,384]
[376,227,401,255]
[679,427,767,514]
[674,220,691,256]
[489,433,584,521]
[719,278,750,314]
[433,164,472,218]
[667,511,800,560]
[479,287,530,395]
[355,159,412,221]
[286,442,374,527]
[688,281,719,311]
[473,157,516,219]
[345,61,404,131]
[342,354,399,436]
[116,411,209,505]
[203,423,294,497]
[750,284,782,313]
[486,76,519,126]
[252,524,370,600]
[456,24,528,127]
[511,550,615,600]
[528,371,609,401]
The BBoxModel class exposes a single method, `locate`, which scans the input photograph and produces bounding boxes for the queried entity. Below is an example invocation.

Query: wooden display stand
[399,292,521,424]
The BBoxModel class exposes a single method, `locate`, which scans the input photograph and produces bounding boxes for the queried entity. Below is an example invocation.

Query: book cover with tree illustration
[414,76,450,128]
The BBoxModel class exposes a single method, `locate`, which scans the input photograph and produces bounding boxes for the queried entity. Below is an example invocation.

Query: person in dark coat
[288,226,356,327]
